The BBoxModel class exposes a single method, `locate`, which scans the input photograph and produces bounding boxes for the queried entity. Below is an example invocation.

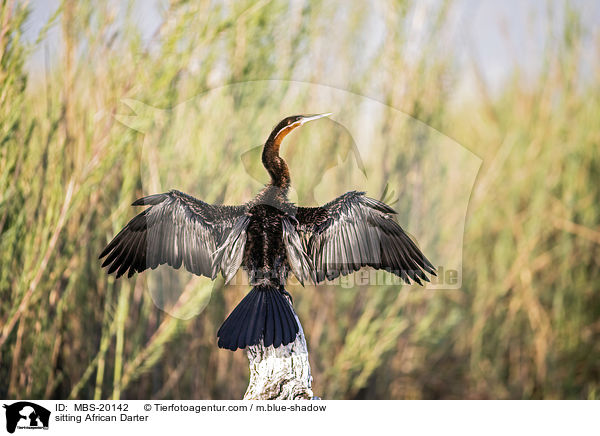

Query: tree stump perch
[244,297,316,400]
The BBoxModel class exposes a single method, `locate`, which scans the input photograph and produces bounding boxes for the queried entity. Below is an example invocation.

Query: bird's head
[267,113,332,148]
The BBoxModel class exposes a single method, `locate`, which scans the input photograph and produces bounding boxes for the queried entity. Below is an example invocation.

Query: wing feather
[100,190,247,279]
[293,191,436,285]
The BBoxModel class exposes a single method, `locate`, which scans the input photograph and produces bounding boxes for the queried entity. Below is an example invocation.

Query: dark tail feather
[217,285,299,351]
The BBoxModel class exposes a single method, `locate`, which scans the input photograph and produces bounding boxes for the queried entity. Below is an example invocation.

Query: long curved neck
[262,134,291,192]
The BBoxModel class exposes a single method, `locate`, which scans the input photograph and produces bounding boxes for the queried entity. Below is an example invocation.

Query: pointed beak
[299,113,333,125]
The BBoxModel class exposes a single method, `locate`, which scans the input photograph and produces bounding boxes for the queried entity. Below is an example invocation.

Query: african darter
[99,114,436,351]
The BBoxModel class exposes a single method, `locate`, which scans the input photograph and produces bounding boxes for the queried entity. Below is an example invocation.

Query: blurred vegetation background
[1,0,599,399]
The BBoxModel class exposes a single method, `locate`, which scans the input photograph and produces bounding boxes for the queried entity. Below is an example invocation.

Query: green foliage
[0,0,598,399]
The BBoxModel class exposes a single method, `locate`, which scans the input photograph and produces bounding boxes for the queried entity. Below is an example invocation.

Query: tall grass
[0,0,598,399]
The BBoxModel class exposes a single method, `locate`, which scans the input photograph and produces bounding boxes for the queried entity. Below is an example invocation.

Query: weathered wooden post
[244,297,316,400]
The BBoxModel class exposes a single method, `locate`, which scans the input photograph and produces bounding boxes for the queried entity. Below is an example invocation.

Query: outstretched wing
[99,190,247,279]
[293,191,436,285]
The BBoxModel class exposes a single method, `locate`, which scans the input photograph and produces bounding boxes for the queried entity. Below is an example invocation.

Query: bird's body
[244,201,288,286]
[100,114,436,351]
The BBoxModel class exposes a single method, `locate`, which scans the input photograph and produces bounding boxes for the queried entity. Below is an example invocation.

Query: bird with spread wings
[100,114,435,351]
